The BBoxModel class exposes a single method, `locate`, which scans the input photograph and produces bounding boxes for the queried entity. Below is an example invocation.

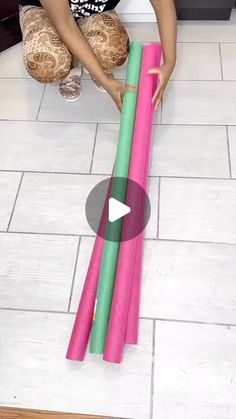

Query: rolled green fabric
[90,42,143,354]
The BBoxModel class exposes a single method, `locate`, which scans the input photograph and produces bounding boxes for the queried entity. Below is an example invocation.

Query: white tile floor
[0,12,236,419]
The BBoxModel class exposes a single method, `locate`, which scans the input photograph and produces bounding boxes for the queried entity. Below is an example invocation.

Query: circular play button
[85,177,151,242]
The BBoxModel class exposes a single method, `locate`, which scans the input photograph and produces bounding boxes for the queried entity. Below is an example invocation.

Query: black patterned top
[19,0,121,18]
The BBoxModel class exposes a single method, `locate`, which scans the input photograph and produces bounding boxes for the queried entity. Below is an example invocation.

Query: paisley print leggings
[19,6,130,83]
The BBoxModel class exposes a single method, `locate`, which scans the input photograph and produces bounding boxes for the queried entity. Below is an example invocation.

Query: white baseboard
[119,13,156,22]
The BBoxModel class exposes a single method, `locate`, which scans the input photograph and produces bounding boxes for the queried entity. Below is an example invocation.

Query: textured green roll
[90,42,143,354]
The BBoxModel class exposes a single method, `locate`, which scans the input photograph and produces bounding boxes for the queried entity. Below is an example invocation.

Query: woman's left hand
[147,62,174,111]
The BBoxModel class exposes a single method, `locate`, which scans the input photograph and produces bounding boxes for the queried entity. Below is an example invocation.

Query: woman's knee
[79,12,130,72]
[24,50,72,83]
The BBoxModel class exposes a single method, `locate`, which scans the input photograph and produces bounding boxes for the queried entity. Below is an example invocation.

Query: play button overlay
[109,198,131,223]
[85,177,151,242]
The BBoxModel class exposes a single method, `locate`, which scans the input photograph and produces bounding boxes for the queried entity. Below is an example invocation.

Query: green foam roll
[90,42,143,354]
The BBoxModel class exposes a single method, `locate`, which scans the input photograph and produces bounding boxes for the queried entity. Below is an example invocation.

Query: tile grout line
[1,230,236,247]
[149,320,156,419]
[2,306,236,329]
[89,123,99,174]
[1,118,236,127]
[36,84,46,121]
[156,178,161,239]
[226,126,233,178]
[0,170,234,181]
[218,43,224,80]
[67,236,81,312]
[6,172,24,232]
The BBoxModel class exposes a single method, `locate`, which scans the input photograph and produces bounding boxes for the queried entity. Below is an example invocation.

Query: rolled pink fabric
[66,178,112,361]
[104,43,162,363]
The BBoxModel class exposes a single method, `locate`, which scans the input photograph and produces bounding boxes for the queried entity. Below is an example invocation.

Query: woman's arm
[148,0,177,109]
[40,0,129,110]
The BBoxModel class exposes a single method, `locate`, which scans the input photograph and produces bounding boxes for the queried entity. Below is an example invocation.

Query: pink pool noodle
[125,125,152,345]
[66,178,112,361]
[104,44,162,363]
[125,47,162,345]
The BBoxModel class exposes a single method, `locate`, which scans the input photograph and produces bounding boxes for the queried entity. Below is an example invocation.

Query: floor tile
[145,177,159,239]
[0,43,29,78]
[172,43,221,81]
[0,79,44,121]
[0,121,96,173]
[228,126,236,178]
[159,178,236,244]
[162,81,236,125]
[0,310,153,419]
[39,81,119,123]
[93,124,229,178]
[153,321,236,419]
[9,173,106,235]
[126,11,236,43]
[0,172,22,231]
[151,125,229,178]
[140,240,236,324]
[221,43,236,80]
[92,124,117,174]
[0,233,78,311]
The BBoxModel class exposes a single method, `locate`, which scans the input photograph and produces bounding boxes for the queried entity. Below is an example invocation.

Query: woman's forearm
[151,0,177,70]
[40,0,110,87]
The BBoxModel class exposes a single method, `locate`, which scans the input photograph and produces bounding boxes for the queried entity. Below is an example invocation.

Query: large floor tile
[0,121,96,173]
[153,321,236,419]
[0,172,22,231]
[145,177,159,239]
[228,126,236,178]
[0,311,153,419]
[162,81,236,125]
[0,43,29,78]
[0,233,78,311]
[92,123,117,174]
[39,81,119,123]
[140,240,236,324]
[10,173,106,235]
[0,79,44,121]
[151,125,229,178]
[159,178,236,244]
[221,43,236,80]
[172,43,221,81]
[93,124,229,178]
[126,11,236,43]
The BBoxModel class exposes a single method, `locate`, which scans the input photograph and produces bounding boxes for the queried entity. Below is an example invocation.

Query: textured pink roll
[66,178,112,361]
[104,44,162,363]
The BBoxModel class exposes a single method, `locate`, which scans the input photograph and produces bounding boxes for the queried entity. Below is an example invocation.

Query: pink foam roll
[66,178,112,361]
[104,44,162,364]
[125,47,162,344]
[125,135,151,345]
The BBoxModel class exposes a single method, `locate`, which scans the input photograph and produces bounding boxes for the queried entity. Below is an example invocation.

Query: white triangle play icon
[108,197,131,223]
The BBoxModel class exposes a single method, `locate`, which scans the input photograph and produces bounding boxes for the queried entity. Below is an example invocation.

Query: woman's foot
[59,67,83,102]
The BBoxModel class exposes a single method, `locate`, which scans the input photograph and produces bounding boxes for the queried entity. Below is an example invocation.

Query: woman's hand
[104,78,136,112]
[148,62,174,111]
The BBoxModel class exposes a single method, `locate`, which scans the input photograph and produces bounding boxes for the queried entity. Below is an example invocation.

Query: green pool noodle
[90,42,143,354]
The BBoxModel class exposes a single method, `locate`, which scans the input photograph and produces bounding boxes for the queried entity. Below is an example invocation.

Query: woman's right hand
[104,78,136,112]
